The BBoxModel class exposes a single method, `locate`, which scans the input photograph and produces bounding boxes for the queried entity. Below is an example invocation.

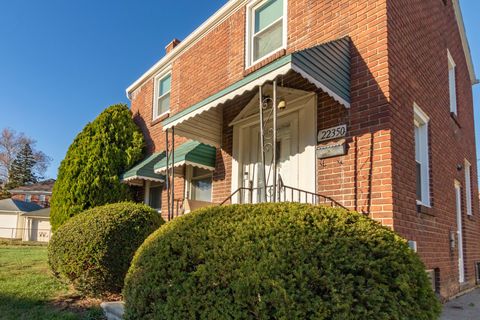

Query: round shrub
[124,203,441,320]
[48,202,164,296]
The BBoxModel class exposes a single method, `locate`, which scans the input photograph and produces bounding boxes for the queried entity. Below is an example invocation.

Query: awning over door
[161,37,351,147]
[121,152,166,186]
[154,141,216,174]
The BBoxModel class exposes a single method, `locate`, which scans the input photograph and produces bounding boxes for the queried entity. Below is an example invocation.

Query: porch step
[101,301,125,320]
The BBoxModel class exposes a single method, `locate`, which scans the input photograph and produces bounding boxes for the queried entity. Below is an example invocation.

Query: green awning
[163,37,350,132]
[121,152,165,185]
[154,141,216,173]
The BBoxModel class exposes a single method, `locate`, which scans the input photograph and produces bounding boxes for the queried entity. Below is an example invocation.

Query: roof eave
[453,0,477,86]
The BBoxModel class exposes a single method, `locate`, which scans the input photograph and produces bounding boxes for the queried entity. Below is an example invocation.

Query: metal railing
[0,227,51,242]
[221,176,346,209]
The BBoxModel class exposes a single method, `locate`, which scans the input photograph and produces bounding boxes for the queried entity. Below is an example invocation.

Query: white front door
[243,113,299,202]
[455,181,465,283]
[235,95,316,203]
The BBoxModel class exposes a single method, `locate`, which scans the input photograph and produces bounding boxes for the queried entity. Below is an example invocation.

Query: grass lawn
[0,244,105,320]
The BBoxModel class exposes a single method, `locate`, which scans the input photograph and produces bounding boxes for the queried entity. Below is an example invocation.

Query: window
[39,195,46,204]
[454,180,465,283]
[465,160,472,215]
[188,167,212,202]
[154,73,171,119]
[414,104,430,206]
[247,0,287,66]
[448,50,457,115]
[25,194,31,203]
[149,185,162,211]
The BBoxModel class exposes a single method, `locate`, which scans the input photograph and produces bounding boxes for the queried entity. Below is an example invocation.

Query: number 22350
[318,125,347,142]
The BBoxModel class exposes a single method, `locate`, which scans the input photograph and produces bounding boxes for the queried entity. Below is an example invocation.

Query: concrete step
[101,301,125,320]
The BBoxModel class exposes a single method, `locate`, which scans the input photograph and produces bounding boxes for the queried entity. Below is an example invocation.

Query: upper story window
[414,104,431,207]
[39,195,46,203]
[447,50,457,115]
[25,194,31,203]
[246,0,287,67]
[464,159,472,215]
[153,73,171,119]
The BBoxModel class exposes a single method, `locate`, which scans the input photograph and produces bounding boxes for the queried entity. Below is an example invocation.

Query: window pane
[255,0,283,33]
[192,178,212,202]
[158,93,170,115]
[414,125,420,161]
[465,163,472,215]
[149,186,162,210]
[416,161,422,201]
[159,75,171,96]
[253,20,283,61]
[449,68,457,114]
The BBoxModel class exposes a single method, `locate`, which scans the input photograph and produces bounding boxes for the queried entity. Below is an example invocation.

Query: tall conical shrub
[50,104,145,230]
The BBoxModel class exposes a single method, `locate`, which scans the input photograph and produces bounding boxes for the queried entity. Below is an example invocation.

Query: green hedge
[124,203,441,320]
[48,202,163,296]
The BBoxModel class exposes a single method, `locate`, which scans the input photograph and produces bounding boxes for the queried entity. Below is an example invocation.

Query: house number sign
[318,124,347,142]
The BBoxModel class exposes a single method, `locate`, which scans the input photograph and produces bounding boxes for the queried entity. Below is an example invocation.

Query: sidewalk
[441,288,480,320]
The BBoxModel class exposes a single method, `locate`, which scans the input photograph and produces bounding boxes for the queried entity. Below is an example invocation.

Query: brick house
[122,0,479,299]
[9,179,55,208]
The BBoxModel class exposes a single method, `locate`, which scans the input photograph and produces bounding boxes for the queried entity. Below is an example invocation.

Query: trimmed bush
[50,104,145,231]
[124,203,441,320]
[48,202,163,296]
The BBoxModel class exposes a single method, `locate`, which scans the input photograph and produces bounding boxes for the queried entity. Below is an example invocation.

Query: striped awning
[121,152,165,185]
[161,37,351,147]
[154,141,216,174]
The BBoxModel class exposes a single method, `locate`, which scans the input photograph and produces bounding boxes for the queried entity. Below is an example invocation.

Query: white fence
[0,227,52,242]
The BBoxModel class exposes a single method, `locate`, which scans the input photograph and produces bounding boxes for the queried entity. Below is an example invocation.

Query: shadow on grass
[0,294,105,320]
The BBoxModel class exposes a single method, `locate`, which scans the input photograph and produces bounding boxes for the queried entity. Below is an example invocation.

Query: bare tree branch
[0,128,51,182]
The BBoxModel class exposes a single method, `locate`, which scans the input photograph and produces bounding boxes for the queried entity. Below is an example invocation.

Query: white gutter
[454,0,478,85]
[126,0,247,99]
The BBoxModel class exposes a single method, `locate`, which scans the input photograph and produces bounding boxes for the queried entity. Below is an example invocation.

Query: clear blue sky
[0,1,479,179]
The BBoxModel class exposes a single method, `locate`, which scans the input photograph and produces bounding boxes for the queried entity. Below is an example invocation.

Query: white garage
[0,212,20,238]
[0,198,43,240]
[22,208,52,242]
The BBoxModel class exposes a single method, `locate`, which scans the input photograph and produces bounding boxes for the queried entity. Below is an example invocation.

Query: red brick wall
[130,0,392,216]
[388,0,479,297]
[128,0,478,299]
[10,193,51,208]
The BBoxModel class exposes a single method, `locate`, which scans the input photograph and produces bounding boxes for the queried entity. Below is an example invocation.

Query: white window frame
[153,68,172,120]
[39,195,46,203]
[454,180,465,283]
[245,0,288,68]
[414,104,431,207]
[185,166,213,202]
[465,159,472,215]
[25,194,31,203]
[447,50,457,115]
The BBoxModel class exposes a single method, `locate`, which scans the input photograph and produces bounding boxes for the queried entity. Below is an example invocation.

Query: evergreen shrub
[48,202,163,296]
[124,203,441,320]
[50,104,145,230]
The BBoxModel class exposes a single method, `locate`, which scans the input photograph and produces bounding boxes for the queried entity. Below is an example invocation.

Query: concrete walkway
[441,288,480,320]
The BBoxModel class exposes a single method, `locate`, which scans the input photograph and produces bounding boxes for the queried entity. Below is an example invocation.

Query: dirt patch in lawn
[50,293,122,317]
[50,294,107,318]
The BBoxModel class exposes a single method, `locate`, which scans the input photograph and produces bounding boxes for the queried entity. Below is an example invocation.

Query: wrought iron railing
[221,176,346,209]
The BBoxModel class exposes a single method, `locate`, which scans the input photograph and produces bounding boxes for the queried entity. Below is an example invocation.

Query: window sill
[450,112,461,128]
[151,112,170,126]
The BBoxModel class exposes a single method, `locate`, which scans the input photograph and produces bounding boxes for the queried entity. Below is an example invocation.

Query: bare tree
[0,128,51,183]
